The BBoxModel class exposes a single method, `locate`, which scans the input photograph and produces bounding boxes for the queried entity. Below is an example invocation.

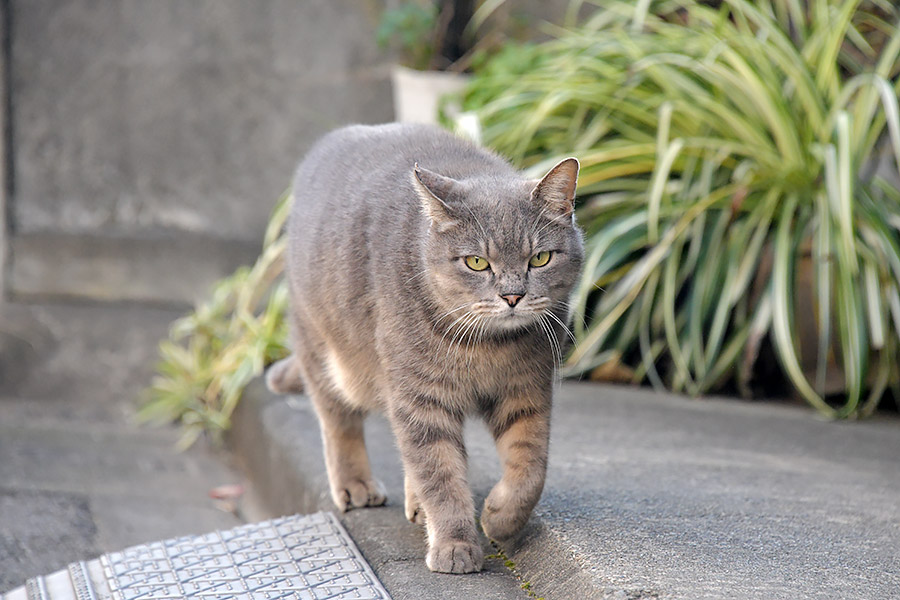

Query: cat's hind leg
[296,348,386,511]
[265,355,305,395]
[315,398,387,511]
[404,474,425,524]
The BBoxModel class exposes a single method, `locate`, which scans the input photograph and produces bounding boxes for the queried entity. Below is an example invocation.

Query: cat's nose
[500,293,524,307]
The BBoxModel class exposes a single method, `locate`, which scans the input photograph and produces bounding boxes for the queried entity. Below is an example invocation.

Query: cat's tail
[265,355,305,395]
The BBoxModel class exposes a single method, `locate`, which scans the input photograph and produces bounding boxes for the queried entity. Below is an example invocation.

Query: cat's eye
[464,255,490,271]
[529,251,552,268]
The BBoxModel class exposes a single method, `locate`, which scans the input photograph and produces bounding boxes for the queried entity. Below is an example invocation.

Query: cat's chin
[488,312,541,333]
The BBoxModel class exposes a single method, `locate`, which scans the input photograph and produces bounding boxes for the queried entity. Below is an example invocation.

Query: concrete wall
[2,0,570,306]
[6,0,393,305]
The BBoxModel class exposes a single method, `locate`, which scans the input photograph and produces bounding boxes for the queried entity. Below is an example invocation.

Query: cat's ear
[413,163,459,231]
[531,157,579,217]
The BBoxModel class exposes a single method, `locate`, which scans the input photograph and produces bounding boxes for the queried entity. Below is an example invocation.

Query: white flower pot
[390,64,470,125]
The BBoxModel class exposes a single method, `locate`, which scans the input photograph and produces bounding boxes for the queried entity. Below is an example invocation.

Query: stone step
[2,512,391,600]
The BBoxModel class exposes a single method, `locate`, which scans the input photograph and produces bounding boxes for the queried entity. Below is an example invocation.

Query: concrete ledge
[9,231,260,305]
[231,379,900,600]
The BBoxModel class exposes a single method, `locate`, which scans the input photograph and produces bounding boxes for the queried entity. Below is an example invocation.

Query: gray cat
[266,123,582,573]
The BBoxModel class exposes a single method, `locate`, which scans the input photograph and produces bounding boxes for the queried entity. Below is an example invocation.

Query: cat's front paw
[331,478,387,512]
[480,490,530,541]
[425,539,484,574]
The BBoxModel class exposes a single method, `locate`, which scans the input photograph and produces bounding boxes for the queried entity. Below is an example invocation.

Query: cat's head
[413,158,584,339]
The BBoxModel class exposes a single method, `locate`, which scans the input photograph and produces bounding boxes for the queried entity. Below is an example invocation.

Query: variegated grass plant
[139,193,291,448]
[463,0,900,417]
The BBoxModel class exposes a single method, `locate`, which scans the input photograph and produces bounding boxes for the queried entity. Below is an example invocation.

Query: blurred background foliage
[140,194,291,448]
[144,0,900,445]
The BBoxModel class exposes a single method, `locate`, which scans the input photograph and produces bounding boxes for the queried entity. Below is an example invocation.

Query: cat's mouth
[435,298,554,338]
[491,310,540,331]
[484,298,552,331]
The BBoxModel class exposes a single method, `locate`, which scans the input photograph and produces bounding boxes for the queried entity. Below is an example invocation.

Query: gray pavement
[233,379,900,600]
[0,302,247,592]
[4,299,899,599]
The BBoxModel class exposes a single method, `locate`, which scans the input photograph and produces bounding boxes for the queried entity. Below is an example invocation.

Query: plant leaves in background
[139,192,291,448]
[461,0,900,417]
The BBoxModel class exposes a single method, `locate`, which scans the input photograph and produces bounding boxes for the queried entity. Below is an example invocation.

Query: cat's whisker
[543,314,565,390]
[524,297,553,312]
[551,326,563,370]
[455,314,473,356]
[536,313,550,362]
[532,210,572,239]
[477,316,489,348]
[553,299,588,332]
[432,303,475,335]
[544,308,577,346]
[439,303,475,321]
[537,313,561,369]
[529,204,555,238]
[472,301,501,314]
[441,316,467,364]
[438,310,474,352]
[458,315,481,367]
[449,311,474,350]
[403,268,431,286]
[549,317,563,367]
[447,311,478,362]
[463,314,483,367]
[546,314,563,368]
[459,201,489,241]
[433,306,476,342]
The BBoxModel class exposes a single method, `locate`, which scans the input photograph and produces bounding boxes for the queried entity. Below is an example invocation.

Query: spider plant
[462,0,900,417]
[139,193,291,448]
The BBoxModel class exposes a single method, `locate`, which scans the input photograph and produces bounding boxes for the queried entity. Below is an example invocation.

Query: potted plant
[460,0,900,418]
[376,0,516,124]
